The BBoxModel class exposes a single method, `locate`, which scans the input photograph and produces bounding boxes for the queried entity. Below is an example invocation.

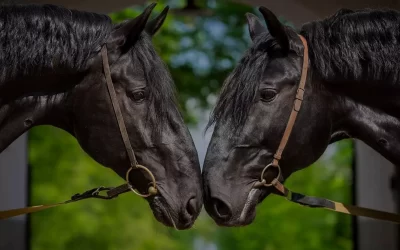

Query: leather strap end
[106,183,131,198]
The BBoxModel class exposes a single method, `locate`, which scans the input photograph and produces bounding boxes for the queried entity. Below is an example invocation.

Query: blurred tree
[29,0,353,249]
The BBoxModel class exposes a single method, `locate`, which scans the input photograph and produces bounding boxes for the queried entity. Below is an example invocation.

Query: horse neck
[0,5,111,153]
[0,72,85,153]
[324,77,400,165]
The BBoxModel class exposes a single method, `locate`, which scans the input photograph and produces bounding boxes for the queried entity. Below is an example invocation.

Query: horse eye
[131,90,146,102]
[260,89,277,102]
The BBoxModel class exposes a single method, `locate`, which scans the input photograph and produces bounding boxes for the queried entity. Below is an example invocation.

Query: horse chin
[231,188,261,226]
[149,195,193,230]
[236,187,273,226]
[149,196,178,229]
[235,188,258,225]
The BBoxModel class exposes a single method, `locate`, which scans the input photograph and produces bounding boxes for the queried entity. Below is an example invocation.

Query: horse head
[202,7,332,226]
[0,3,202,229]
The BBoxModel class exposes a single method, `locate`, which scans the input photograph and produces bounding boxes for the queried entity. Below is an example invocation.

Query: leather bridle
[254,34,308,189]
[254,35,400,224]
[0,46,157,220]
[101,46,157,198]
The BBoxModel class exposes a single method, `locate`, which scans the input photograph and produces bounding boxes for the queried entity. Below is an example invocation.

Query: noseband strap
[0,45,157,220]
[257,35,400,224]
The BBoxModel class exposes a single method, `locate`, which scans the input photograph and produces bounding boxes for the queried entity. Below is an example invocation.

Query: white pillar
[0,133,28,250]
[354,140,398,250]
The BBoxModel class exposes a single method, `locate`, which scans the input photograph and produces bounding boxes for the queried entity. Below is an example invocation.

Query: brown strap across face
[101,46,157,197]
[272,35,308,167]
[257,35,400,224]
[101,46,138,167]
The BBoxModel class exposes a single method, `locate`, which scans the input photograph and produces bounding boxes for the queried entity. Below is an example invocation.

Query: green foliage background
[29,0,354,249]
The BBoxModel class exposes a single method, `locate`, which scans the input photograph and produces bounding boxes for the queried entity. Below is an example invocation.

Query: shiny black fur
[203,7,400,227]
[0,3,202,230]
[0,4,111,81]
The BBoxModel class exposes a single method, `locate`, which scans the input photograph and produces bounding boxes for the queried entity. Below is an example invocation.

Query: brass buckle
[260,163,281,187]
[125,165,158,198]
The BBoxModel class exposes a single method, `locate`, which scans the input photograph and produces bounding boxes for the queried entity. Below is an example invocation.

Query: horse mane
[0,3,178,135]
[208,8,400,133]
[300,8,400,84]
[0,3,112,82]
[206,31,299,133]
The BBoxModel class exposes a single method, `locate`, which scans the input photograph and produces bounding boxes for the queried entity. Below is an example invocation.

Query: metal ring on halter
[260,163,281,187]
[125,165,158,198]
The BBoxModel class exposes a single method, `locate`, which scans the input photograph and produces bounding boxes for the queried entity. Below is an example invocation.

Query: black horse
[203,6,400,226]
[0,3,202,230]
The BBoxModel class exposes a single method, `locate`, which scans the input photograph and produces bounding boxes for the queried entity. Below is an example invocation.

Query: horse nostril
[186,197,197,217]
[212,198,232,220]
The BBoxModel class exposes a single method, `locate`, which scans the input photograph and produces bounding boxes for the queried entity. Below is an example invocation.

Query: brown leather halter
[254,35,400,224]
[0,46,157,220]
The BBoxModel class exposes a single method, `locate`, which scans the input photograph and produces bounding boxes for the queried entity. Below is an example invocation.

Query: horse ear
[108,3,156,52]
[146,6,169,36]
[258,6,289,52]
[245,13,267,42]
